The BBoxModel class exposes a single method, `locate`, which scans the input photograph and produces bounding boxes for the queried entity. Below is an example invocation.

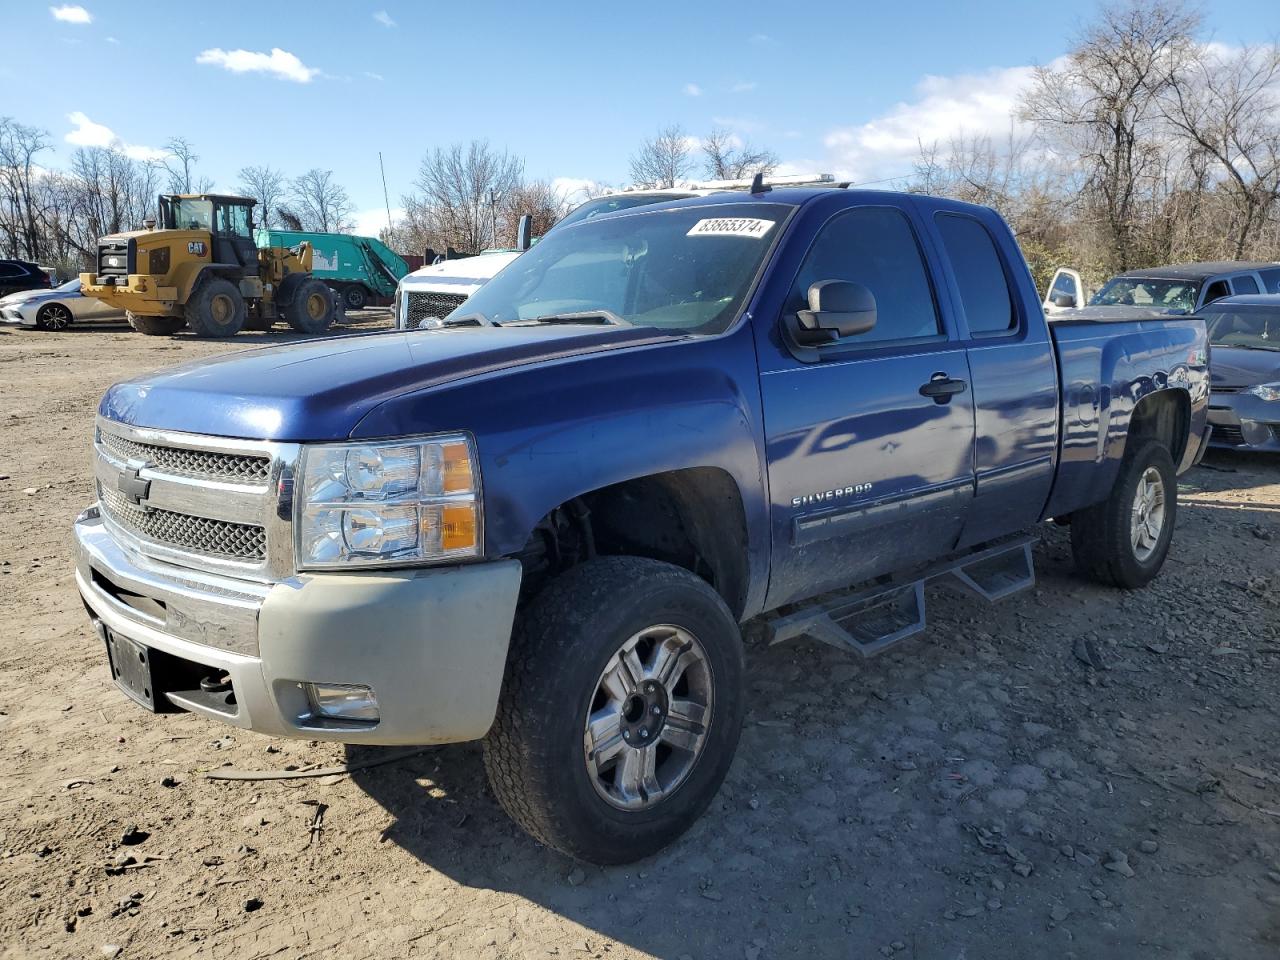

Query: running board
[762,536,1036,659]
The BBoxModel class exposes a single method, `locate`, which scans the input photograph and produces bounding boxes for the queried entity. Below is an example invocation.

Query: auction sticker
[687,218,775,238]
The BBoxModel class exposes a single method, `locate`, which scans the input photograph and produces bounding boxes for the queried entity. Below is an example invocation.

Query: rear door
[929,208,1058,547]
[755,197,977,609]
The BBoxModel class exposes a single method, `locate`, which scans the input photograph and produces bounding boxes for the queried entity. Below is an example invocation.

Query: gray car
[1045,260,1280,317]
[0,277,126,331]
[1202,294,1280,451]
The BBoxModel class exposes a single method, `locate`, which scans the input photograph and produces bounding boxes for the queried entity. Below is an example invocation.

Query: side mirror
[792,280,877,345]
[517,214,533,251]
[1051,293,1076,308]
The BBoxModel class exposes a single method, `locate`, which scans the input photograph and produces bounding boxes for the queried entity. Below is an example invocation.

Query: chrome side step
[760,536,1036,659]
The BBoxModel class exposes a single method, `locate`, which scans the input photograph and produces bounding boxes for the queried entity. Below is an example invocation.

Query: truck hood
[1210,345,1280,388]
[400,251,522,290]
[99,325,681,441]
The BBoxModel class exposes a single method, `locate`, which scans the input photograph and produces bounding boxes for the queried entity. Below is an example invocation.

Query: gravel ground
[1,314,1279,960]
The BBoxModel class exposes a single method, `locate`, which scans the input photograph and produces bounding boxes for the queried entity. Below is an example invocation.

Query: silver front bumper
[75,507,522,744]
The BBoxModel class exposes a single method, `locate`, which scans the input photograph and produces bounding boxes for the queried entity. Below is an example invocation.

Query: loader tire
[126,312,184,336]
[185,278,246,338]
[283,278,335,335]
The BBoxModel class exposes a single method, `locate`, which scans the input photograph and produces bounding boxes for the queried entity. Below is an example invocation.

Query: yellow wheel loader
[80,194,335,338]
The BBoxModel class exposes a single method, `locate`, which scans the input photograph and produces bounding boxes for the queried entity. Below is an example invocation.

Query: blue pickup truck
[74,187,1209,863]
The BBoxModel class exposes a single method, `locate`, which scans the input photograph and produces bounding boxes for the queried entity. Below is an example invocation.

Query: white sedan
[0,278,126,331]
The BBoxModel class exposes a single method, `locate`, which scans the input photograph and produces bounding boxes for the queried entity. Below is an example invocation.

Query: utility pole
[379,151,393,238]
[487,188,500,249]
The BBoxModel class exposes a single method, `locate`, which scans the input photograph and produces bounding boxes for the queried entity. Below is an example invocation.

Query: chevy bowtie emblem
[118,461,152,508]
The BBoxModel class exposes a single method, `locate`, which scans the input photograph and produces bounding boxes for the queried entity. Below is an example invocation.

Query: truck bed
[1046,315,1208,519]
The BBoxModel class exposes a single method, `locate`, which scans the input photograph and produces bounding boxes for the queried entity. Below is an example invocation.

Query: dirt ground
[1,314,1279,960]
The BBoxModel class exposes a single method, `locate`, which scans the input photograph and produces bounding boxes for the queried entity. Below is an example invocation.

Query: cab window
[216,203,252,237]
[791,206,940,344]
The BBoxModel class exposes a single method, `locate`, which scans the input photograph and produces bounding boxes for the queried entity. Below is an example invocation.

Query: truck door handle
[919,373,967,403]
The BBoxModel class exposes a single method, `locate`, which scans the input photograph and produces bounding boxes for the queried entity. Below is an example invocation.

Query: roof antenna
[750,171,771,194]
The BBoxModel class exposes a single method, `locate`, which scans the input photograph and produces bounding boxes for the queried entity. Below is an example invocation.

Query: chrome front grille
[405,291,467,328]
[93,418,298,580]
[99,431,270,483]
[98,484,267,561]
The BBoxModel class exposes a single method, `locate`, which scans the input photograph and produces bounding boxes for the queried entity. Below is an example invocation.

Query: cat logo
[187,241,207,256]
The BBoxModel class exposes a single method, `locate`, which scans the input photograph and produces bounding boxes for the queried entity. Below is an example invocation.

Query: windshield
[168,198,213,231]
[552,193,693,232]
[56,278,80,292]
[453,202,788,335]
[1088,276,1198,312]
[1203,307,1280,351]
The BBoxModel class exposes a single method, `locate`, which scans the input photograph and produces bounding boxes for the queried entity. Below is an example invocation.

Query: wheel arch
[514,467,752,621]
[1124,386,1191,468]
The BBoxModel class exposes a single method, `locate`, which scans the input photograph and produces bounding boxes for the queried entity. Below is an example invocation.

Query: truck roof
[1116,261,1278,281]
[583,186,1000,220]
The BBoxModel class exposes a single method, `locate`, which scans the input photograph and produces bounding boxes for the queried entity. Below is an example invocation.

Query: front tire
[282,278,335,335]
[126,312,185,336]
[35,303,74,331]
[483,557,744,864]
[1070,439,1177,588]
[186,278,246,338]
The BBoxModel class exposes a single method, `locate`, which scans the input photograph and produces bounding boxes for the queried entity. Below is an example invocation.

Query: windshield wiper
[440,312,501,328]
[1214,342,1277,351]
[514,310,632,327]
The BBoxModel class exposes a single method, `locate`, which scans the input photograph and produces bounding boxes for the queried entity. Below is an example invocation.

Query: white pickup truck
[394,175,837,330]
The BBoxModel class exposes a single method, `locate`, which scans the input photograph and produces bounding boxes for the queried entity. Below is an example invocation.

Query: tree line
[916,0,1280,291]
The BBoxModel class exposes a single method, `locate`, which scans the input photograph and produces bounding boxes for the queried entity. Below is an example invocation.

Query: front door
[756,200,977,610]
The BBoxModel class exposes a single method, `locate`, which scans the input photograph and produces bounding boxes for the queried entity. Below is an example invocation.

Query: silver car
[0,278,126,331]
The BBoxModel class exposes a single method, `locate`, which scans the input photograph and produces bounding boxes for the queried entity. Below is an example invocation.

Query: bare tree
[1160,44,1280,258]
[629,125,694,188]
[0,117,52,260]
[701,128,778,180]
[498,180,567,246]
[162,136,213,194]
[237,165,287,230]
[288,168,354,233]
[1021,0,1201,271]
[407,140,524,254]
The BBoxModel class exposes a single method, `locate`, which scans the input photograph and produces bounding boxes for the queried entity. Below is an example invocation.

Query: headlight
[296,434,480,568]
[1245,382,1280,402]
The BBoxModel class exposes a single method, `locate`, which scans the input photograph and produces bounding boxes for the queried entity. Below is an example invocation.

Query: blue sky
[5,1,1277,234]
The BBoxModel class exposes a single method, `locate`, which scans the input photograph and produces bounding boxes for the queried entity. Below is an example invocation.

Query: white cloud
[822,64,1040,182]
[195,47,319,83]
[354,206,404,237]
[730,81,758,93]
[50,5,91,24]
[64,111,167,161]
[373,10,396,27]
[683,83,702,97]
[363,71,384,81]
[552,177,604,206]
[105,35,118,44]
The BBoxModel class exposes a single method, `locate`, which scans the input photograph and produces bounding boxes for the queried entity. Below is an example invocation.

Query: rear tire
[483,557,745,864]
[343,285,367,310]
[185,278,246,338]
[126,312,184,336]
[1070,440,1176,589]
[283,278,335,335]
[35,303,74,331]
